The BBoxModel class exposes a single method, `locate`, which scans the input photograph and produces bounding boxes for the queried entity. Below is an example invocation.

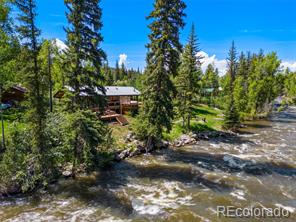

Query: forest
[0,0,296,196]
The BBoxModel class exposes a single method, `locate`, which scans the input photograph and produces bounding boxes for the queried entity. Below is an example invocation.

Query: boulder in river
[173,134,197,147]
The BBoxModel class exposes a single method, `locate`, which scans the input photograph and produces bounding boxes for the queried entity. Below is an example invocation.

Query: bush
[62,110,114,172]
[0,124,43,193]
[131,113,157,141]
[0,113,67,194]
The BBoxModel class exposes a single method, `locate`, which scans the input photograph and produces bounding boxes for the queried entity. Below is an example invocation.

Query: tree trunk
[182,115,185,128]
[145,136,155,154]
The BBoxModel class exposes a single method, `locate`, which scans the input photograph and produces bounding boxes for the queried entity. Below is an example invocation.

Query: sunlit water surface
[1,107,296,221]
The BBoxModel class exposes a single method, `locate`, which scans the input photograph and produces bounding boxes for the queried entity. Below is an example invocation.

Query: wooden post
[120,96,123,114]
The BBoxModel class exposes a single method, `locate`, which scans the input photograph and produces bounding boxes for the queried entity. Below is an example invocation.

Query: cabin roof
[54,86,141,98]
[11,85,27,93]
[103,86,141,96]
[1,85,27,103]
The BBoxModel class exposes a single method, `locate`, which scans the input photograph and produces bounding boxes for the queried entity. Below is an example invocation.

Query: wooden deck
[100,110,129,126]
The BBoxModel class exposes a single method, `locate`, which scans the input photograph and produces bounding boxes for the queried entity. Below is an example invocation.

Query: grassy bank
[110,104,224,145]
[109,115,136,148]
[163,104,224,141]
[0,110,25,138]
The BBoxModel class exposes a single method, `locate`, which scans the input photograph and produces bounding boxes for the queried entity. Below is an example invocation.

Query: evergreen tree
[202,64,219,96]
[203,64,220,105]
[114,60,120,82]
[175,24,201,130]
[38,40,58,112]
[141,0,186,141]
[223,41,240,130]
[233,52,248,113]
[15,0,48,152]
[120,62,127,80]
[64,0,106,109]
[0,1,20,103]
[214,68,220,92]
[63,0,110,175]
[103,61,113,85]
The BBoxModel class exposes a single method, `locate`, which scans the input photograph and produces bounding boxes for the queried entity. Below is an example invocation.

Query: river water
[1,108,296,221]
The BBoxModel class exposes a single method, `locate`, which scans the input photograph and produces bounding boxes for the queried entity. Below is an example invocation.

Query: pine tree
[0,0,20,99]
[38,40,57,112]
[63,0,110,175]
[214,68,220,94]
[120,62,127,80]
[103,61,113,85]
[114,60,120,82]
[64,0,106,109]
[141,0,186,141]
[15,0,48,152]
[233,52,248,113]
[201,64,220,106]
[223,41,240,130]
[175,24,201,130]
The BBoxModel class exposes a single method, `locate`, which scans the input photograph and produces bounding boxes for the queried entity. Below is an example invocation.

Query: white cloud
[53,38,68,53]
[197,51,227,76]
[281,61,296,72]
[240,29,263,33]
[119,54,128,66]
[197,51,296,75]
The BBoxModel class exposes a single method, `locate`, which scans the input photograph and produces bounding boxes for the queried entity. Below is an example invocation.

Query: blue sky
[32,0,296,71]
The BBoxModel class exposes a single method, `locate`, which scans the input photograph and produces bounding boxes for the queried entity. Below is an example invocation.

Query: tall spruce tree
[114,60,120,82]
[64,0,106,109]
[175,24,201,130]
[1,0,18,98]
[120,62,127,80]
[103,61,113,85]
[223,41,240,130]
[63,0,110,175]
[15,0,47,152]
[233,52,248,112]
[140,0,186,143]
[201,64,220,106]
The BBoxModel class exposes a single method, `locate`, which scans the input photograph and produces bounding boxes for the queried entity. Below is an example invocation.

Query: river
[1,107,296,221]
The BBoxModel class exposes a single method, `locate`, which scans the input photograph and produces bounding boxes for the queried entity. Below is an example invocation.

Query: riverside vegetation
[1,0,296,197]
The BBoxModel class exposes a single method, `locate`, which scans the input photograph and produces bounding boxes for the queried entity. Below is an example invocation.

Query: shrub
[0,124,43,193]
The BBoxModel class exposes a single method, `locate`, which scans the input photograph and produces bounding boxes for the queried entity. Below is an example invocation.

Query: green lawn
[163,104,224,141]
[0,110,25,136]
[109,115,136,148]
[110,104,224,144]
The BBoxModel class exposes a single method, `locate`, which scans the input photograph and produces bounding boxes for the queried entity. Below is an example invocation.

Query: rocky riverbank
[114,130,237,161]
[0,130,239,197]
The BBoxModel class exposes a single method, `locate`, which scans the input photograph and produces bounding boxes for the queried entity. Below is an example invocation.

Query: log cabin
[102,86,141,114]
[54,86,141,125]
[1,86,27,104]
